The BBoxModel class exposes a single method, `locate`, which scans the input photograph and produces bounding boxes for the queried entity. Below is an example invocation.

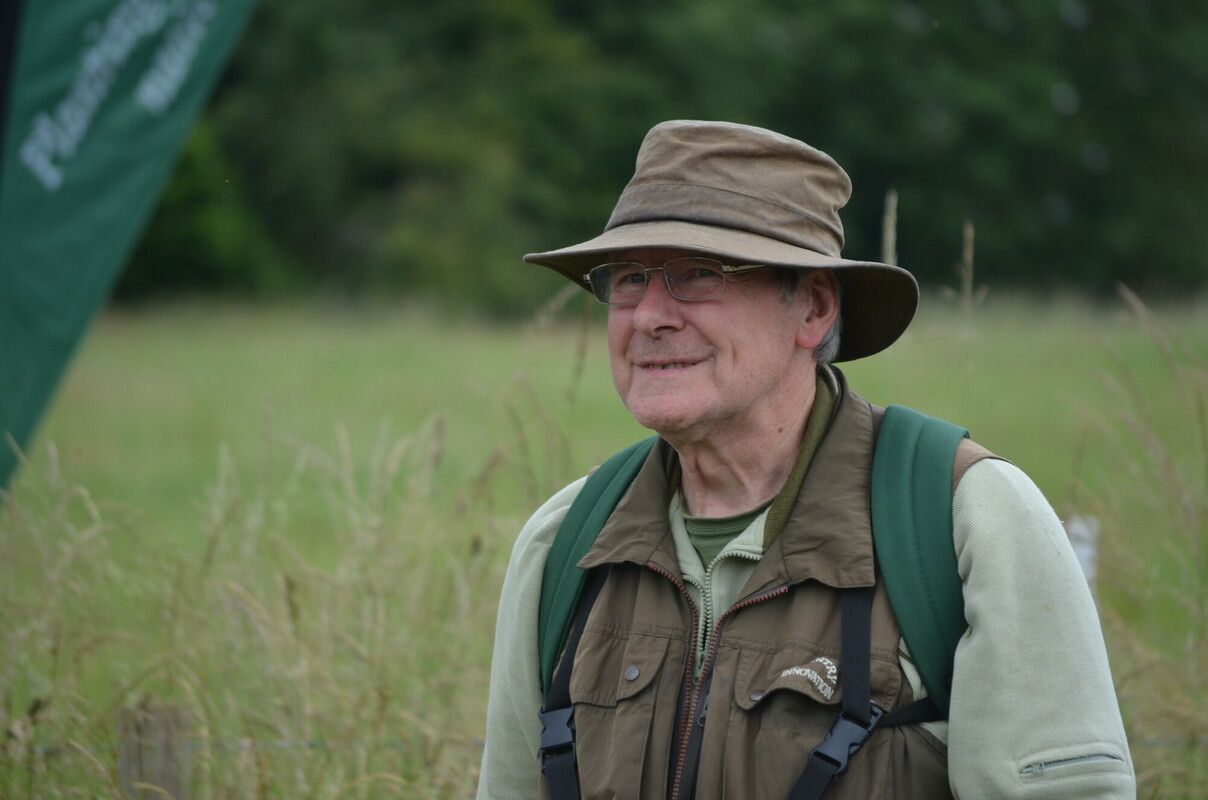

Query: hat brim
[524,220,918,362]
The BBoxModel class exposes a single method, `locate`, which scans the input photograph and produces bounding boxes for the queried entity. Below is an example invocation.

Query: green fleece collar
[763,366,840,549]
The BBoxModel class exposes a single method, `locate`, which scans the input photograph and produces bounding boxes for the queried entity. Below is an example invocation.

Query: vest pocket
[721,646,919,799]
[568,630,674,797]
[722,647,847,799]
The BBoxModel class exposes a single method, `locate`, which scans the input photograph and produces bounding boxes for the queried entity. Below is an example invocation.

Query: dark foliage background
[122,0,1208,314]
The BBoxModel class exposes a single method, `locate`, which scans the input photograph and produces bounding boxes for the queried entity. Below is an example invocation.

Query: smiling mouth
[640,361,697,371]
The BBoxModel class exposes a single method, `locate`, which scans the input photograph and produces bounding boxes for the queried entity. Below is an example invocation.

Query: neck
[670,377,817,518]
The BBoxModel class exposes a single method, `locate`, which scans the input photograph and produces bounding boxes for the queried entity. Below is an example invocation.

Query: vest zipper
[692,548,763,675]
[645,561,702,800]
[666,582,791,800]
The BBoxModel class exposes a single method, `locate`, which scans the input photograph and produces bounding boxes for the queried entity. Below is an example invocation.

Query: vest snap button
[624,666,640,681]
[750,691,765,703]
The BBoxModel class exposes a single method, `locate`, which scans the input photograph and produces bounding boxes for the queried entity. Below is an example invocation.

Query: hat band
[605,183,845,258]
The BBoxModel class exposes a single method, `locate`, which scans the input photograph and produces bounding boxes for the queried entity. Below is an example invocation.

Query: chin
[627,404,706,439]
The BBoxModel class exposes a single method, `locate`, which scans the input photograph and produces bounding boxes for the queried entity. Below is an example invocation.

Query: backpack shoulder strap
[538,436,658,698]
[871,404,969,718]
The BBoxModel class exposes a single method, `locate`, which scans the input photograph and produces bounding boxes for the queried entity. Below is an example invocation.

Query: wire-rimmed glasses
[583,257,766,305]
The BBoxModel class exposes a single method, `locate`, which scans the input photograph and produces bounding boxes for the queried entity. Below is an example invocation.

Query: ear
[795,270,840,350]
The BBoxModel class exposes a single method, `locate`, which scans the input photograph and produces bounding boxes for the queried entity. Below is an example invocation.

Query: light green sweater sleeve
[476,477,584,800]
[947,458,1135,798]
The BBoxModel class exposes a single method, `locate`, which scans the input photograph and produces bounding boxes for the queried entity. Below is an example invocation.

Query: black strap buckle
[811,703,885,776]
[538,706,576,762]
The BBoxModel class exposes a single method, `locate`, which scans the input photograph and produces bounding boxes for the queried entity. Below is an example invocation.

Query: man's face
[607,248,821,444]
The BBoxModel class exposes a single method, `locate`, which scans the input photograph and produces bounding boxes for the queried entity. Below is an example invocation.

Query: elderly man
[476,120,1134,799]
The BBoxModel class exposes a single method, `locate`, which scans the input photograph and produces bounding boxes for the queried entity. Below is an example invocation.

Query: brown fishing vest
[541,386,994,800]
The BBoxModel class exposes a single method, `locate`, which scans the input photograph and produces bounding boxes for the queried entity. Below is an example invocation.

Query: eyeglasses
[583,257,767,305]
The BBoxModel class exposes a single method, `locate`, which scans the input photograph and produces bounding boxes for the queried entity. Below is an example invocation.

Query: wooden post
[117,697,191,800]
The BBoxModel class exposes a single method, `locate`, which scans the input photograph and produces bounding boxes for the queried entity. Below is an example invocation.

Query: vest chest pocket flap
[567,630,677,797]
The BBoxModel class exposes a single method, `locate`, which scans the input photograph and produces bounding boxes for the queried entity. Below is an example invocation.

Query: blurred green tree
[121,120,293,299]
[123,0,1208,311]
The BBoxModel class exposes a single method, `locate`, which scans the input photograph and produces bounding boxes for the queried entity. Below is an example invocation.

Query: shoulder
[951,456,1058,531]
[494,476,591,628]
[490,475,592,697]
[528,476,589,532]
[952,437,1001,490]
[950,457,1086,594]
[509,475,589,564]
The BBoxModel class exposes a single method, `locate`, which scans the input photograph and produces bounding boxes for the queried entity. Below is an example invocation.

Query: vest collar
[578,438,681,575]
[769,367,878,589]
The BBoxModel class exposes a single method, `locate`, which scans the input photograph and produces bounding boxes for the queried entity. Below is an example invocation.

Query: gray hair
[814,309,842,367]
[775,269,843,367]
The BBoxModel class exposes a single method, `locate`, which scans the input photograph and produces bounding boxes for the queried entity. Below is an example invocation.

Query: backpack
[536,404,969,799]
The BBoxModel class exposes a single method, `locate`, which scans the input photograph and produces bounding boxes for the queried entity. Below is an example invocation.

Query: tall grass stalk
[938,220,988,333]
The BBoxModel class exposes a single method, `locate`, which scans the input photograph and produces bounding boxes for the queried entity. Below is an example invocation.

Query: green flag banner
[0,0,259,490]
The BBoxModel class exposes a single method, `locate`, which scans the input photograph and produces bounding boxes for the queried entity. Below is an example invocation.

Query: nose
[628,268,684,336]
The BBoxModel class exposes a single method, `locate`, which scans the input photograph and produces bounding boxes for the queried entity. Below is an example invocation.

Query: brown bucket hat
[524,120,918,362]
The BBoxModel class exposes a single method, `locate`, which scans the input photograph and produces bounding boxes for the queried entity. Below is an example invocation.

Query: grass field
[3,290,1206,797]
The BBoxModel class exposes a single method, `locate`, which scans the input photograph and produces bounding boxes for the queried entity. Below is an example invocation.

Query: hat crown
[606,120,853,259]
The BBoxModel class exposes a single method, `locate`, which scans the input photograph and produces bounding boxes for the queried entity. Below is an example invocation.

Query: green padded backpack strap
[871,404,969,718]
[539,436,658,699]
